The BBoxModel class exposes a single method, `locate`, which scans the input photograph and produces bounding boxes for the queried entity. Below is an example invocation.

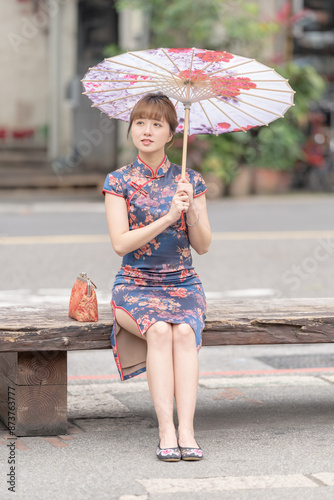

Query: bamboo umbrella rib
[191,77,214,95]
[104,58,183,82]
[82,78,171,84]
[167,97,178,110]
[200,59,255,80]
[190,84,218,101]
[149,49,187,98]
[231,96,284,118]
[164,74,187,99]
[192,52,235,85]
[192,62,254,94]
[91,90,152,107]
[208,99,246,131]
[198,101,218,136]
[91,78,186,106]
[217,98,269,126]
[82,79,148,83]
[126,52,184,81]
[108,104,136,119]
[167,87,185,100]
[238,91,294,106]
[190,88,214,101]
[98,66,180,95]
[153,73,185,97]
[237,79,289,83]
[248,87,295,94]
[158,78,186,98]
[168,76,185,99]
[189,87,207,100]
[166,87,185,100]
[187,48,196,93]
[160,48,183,74]
[232,69,275,76]
[84,84,158,95]
[86,68,165,78]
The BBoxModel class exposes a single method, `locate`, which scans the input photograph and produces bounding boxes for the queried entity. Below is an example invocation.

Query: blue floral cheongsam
[102,155,208,381]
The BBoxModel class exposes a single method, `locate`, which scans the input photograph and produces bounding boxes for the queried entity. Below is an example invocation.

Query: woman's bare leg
[113,307,143,336]
[146,321,177,449]
[172,323,199,448]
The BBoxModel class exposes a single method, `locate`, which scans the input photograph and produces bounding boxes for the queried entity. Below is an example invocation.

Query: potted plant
[228,63,327,195]
[243,120,305,194]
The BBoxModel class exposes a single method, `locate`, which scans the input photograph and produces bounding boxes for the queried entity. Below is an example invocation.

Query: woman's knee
[146,321,172,347]
[173,323,196,348]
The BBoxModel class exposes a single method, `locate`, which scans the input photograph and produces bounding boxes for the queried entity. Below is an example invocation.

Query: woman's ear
[167,134,175,149]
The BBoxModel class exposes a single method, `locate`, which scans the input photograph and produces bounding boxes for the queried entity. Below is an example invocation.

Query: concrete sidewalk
[1,369,334,500]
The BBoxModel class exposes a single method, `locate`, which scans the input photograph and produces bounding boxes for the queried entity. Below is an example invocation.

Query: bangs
[130,100,166,123]
[127,93,179,139]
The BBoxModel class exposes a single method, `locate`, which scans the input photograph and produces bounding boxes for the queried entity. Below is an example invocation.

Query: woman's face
[130,116,173,156]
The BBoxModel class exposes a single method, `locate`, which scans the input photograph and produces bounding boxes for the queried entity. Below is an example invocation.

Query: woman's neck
[137,149,166,170]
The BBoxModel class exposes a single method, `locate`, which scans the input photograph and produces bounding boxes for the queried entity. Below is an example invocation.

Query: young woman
[103,93,211,462]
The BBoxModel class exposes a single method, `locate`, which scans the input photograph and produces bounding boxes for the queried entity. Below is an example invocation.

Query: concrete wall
[0,0,49,142]
[0,0,77,150]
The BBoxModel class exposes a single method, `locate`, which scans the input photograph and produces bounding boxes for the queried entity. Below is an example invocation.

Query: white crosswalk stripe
[137,474,322,493]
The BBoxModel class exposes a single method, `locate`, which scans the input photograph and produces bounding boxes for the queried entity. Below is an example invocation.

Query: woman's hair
[127,93,178,147]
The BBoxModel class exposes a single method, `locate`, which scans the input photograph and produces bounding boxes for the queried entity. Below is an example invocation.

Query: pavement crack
[318,375,334,385]
[305,474,328,487]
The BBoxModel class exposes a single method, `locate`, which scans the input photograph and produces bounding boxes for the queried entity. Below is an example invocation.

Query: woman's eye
[154,123,162,127]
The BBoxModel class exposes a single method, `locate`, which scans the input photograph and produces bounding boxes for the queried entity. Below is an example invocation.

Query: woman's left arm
[186,193,212,254]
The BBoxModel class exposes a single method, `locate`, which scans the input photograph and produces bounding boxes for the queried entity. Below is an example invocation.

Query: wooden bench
[1,298,334,437]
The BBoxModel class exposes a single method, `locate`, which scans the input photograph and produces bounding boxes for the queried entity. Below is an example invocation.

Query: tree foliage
[115,0,278,58]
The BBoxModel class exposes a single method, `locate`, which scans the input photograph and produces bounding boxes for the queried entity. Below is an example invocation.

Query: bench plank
[1,298,334,351]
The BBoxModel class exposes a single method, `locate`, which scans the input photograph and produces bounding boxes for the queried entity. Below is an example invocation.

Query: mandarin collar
[135,155,170,179]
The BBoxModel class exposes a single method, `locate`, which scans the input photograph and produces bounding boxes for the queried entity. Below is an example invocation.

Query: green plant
[103,43,123,58]
[115,0,278,56]
[250,120,305,169]
[201,133,241,183]
[277,63,327,125]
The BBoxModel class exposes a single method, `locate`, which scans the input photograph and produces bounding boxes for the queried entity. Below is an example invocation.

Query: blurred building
[0,0,147,187]
[291,0,334,79]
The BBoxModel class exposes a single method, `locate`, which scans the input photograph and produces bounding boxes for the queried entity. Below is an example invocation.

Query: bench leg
[0,351,67,437]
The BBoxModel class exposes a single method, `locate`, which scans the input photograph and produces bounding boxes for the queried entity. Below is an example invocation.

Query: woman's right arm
[105,191,188,257]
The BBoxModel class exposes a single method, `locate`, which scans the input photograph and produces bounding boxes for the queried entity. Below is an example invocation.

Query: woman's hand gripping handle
[168,178,193,224]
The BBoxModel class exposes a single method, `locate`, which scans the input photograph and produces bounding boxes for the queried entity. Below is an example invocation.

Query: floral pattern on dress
[103,155,208,380]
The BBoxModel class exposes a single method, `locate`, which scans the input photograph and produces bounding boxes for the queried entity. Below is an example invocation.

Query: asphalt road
[1,190,334,300]
[1,189,334,499]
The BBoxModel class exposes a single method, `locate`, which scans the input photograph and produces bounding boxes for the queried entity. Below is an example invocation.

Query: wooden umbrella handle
[181,106,190,179]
